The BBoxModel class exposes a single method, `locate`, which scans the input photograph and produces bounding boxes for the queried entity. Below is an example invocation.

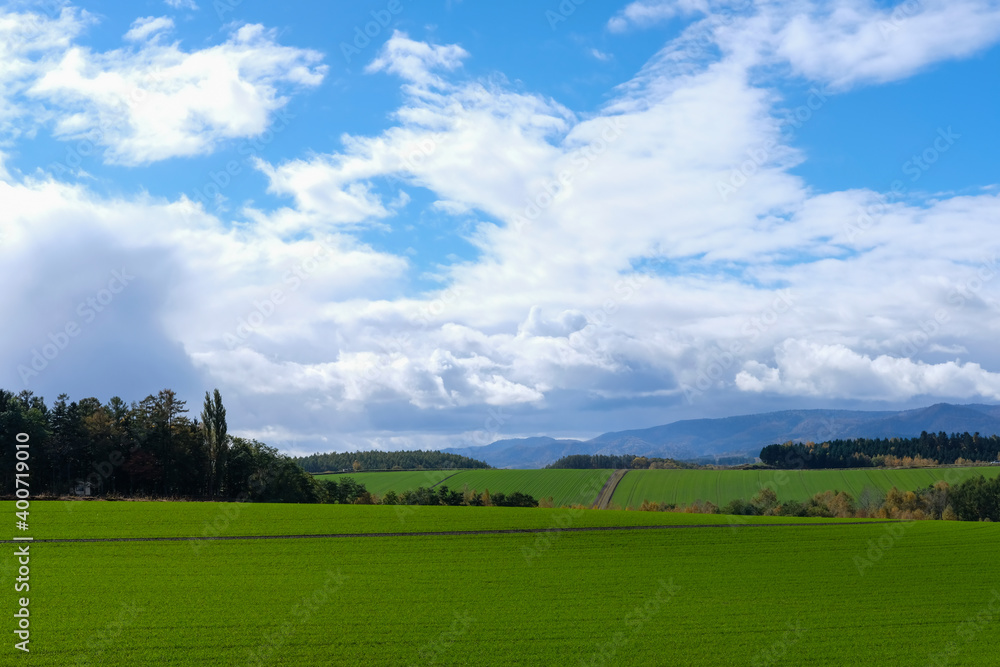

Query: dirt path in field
[591,469,629,509]
[0,520,897,545]
[429,471,460,489]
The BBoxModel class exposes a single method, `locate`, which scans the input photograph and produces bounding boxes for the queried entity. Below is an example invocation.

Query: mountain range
[443,403,1000,469]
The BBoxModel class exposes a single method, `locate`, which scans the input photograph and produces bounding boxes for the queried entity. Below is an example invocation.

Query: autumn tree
[856,486,885,518]
[751,488,779,515]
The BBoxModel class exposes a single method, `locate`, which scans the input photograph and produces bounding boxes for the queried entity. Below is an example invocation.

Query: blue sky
[4,0,1000,455]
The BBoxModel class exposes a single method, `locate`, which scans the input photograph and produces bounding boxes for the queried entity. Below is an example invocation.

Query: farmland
[610,466,1000,509]
[316,466,1000,510]
[441,469,613,507]
[2,501,998,665]
[314,469,457,496]
[317,469,614,507]
[5,500,846,541]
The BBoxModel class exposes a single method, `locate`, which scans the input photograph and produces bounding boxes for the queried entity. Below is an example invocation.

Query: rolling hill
[444,403,1000,468]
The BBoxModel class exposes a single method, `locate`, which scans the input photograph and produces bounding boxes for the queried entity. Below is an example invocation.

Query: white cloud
[7,13,1000,452]
[609,1,1000,89]
[608,0,710,32]
[366,30,469,87]
[769,0,1000,89]
[28,23,327,165]
[251,155,397,231]
[227,28,1000,432]
[518,306,589,338]
[0,6,90,136]
[736,339,1000,401]
[124,16,174,43]
[165,0,198,9]
[0,168,411,409]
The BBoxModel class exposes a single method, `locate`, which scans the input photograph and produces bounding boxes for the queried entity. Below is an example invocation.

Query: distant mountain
[444,403,1000,468]
[966,404,1000,420]
[855,403,1000,439]
[446,437,587,470]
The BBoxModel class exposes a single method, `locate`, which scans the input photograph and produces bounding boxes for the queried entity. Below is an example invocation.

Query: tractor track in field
[591,469,629,509]
[429,471,460,489]
[0,521,898,544]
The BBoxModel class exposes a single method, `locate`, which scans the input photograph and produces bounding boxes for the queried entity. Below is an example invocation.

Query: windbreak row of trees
[759,431,1000,468]
[0,388,320,502]
[294,450,490,473]
[379,485,538,508]
[316,476,538,507]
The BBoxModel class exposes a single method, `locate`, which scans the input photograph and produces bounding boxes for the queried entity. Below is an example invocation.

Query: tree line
[381,485,538,507]
[306,477,538,507]
[759,431,1000,468]
[0,388,530,507]
[0,388,321,502]
[545,454,699,470]
[294,450,490,473]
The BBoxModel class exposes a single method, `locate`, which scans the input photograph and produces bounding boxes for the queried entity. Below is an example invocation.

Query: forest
[0,388,499,505]
[759,431,1000,468]
[545,454,700,469]
[0,388,320,502]
[294,449,490,472]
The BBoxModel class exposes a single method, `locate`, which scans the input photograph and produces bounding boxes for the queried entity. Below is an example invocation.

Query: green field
[2,502,998,665]
[441,469,613,507]
[6,500,847,540]
[611,466,1000,509]
[317,469,613,507]
[318,466,1000,510]
[313,469,458,495]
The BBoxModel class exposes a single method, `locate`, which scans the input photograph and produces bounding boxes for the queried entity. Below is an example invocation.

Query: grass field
[318,466,1000,510]
[2,502,998,665]
[440,469,613,507]
[315,469,614,508]
[313,469,458,495]
[611,466,1000,509]
[15,499,849,541]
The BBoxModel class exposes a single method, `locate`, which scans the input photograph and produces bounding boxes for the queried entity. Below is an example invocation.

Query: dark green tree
[201,389,228,498]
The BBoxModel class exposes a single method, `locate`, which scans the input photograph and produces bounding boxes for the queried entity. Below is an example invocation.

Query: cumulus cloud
[28,23,327,164]
[193,26,1000,439]
[518,307,589,338]
[251,155,397,231]
[6,5,1000,453]
[0,6,89,136]
[366,30,469,87]
[736,339,1000,400]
